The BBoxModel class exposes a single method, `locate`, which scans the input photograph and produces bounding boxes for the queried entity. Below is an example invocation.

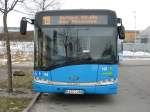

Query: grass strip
[0,97,31,112]
[0,69,33,89]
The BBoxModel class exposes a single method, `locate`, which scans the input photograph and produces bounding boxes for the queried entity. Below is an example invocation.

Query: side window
[38,29,43,67]
[43,34,52,66]
[34,29,38,67]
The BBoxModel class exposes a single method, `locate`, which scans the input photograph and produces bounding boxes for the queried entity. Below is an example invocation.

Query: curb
[23,93,41,112]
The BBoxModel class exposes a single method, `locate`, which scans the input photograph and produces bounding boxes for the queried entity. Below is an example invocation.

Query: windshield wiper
[95,59,116,64]
[76,52,92,59]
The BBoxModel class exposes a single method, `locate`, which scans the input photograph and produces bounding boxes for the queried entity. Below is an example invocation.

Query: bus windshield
[34,26,117,69]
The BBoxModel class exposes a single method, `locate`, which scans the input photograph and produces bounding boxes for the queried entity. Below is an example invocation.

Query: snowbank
[123,51,150,57]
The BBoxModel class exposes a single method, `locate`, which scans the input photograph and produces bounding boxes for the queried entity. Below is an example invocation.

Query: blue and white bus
[20,9,125,94]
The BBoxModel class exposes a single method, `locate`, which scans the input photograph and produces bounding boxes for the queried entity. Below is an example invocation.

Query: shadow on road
[119,60,150,67]
[44,94,115,105]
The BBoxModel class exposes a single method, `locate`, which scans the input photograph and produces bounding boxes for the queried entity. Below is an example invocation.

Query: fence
[0,41,34,55]
[0,41,34,65]
[123,43,150,52]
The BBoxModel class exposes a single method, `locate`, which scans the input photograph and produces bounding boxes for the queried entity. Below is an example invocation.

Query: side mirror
[20,17,27,35]
[118,25,125,39]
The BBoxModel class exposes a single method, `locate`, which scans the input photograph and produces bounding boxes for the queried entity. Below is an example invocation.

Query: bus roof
[35,9,116,17]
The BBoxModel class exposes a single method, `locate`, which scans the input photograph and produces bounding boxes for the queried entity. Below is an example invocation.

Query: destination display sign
[59,15,98,24]
[42,15,108,25]
[42,16,51,25]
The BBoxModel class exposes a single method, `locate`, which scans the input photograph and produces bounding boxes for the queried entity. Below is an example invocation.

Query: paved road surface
[30,60,150,112]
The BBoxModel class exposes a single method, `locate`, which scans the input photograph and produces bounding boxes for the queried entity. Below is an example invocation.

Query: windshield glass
[34,26,117,68]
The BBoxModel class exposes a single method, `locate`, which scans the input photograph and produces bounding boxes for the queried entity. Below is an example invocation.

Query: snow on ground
[0,41,34,65]
[123,51,150,57]
[0,41,34,55]
[122,51,150,60]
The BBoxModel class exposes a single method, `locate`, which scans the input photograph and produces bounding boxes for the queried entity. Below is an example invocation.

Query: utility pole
[133,11,136,42]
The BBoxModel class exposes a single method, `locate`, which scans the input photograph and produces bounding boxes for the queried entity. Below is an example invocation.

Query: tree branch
[8,0,25,12]
[32,0,41,6]
[44,0,58,10]
[8,0,19,12]
[22,2,37,14]
[13,9,34,15]
[22,0,60,14]
[0,8,4,13]
[0,0,4,6]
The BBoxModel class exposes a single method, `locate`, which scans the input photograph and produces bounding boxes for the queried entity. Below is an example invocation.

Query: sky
[0,0,150,30]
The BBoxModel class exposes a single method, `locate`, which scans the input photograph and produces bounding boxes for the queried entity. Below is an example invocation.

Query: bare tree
[23,0,61,15]
[0,0,25,93]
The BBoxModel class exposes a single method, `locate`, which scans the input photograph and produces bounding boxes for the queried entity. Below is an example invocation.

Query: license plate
[64,90,84,94]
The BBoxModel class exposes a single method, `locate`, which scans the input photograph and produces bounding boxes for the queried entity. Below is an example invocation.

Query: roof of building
[140,26,150,36]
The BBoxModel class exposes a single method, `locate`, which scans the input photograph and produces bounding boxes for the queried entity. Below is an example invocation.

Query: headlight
[96,78,117,86]
[34,77,49,84]
[34,77,117,86]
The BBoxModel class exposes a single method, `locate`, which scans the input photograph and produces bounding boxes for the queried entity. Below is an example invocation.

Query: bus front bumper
[33,82,118,94]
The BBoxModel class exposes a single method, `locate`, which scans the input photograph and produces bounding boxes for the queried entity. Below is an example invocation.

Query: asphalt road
[30,60,150,112]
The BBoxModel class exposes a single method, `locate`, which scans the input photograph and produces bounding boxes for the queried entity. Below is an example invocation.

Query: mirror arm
[23,17,35,25]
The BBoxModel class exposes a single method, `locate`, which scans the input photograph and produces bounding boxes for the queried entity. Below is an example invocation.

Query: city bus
[20,9,125,94]
[118,39,124,62]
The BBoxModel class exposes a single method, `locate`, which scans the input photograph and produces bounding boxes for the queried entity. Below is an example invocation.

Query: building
[125,30,140,43]
[136,26,150,43]
[0,27,20,33]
